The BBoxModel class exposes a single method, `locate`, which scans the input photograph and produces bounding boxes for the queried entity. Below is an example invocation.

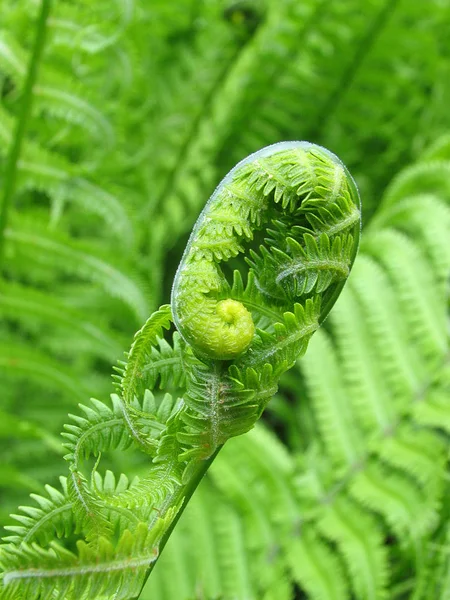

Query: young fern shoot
[0,142,361,600]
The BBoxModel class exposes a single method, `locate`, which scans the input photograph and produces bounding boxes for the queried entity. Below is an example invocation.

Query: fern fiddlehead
[172,141,360,359]
[0,142,361,600]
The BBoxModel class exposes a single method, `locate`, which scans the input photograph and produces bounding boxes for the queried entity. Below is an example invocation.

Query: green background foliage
[0,0,449,598]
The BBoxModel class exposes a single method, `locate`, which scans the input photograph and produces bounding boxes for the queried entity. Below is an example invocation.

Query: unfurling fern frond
[144,140,449,600]
[172,142,360,360]
[0,141,361,599]
[2,1,449,598]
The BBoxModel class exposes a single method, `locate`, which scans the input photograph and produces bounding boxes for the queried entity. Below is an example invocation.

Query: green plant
[144,144,450,600]
[0,139,361,599]
[1,0,449,599]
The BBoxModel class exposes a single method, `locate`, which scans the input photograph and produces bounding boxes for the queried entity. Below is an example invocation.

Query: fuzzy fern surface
[0,0,449,599]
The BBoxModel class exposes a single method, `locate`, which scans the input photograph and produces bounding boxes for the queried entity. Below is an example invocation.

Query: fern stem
[0,0,52,269]
[133,447,222,600]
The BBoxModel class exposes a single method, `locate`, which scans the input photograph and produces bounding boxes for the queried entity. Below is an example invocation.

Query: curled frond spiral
[171,141,361,360]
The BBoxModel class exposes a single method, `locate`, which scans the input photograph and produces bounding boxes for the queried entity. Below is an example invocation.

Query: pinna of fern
[0,141,361,600]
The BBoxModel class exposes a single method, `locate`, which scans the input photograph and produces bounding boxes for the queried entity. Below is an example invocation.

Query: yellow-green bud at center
[213,299,255,359]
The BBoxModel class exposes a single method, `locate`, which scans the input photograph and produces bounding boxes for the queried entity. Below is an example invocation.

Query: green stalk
[0,0,52,269]
[133,447,222,600]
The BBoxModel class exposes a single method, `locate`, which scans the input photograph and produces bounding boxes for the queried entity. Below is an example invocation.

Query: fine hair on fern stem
[0,141,361,600]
